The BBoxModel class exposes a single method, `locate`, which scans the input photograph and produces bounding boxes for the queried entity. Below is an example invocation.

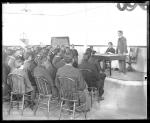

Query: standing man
[116,30,128,72]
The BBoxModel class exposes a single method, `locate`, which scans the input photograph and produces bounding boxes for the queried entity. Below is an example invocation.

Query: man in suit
[88,52,101,73]
[55,54,91,111]
[116,30,128,72]
[79,53,106,100]
[34,56,58,97]
[11,56,34,94]
[70,44,79,68]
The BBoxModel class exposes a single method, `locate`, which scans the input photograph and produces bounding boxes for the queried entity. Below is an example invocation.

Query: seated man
[88,52,101,73]
[55,54,91,111]
[11,56,34,94]
[105,42,119,70]
[9,56,35,109]
[42,54,57,82]
[34,56,58,98]
[105,42,115,54]
[79,53,106,100]
[85,46,96,56]
[23,51,37,100]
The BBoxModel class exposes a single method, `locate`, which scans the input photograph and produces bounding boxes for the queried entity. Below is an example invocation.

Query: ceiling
[2,3,114,16]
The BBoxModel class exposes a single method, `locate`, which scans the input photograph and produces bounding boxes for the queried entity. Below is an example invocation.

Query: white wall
[2,3,147,46]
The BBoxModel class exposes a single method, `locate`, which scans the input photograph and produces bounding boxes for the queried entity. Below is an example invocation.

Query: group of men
[3,30,128,111]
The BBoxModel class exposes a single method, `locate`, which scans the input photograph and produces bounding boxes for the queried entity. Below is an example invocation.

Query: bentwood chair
[79,69,100,107]
[57,76,87,120]
[34,76,59,118]
[126,47,139,71]
[7,73,33,115]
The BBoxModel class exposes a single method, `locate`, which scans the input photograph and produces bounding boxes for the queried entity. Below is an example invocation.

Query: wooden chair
[7,73,33,115]
[79,69,100,107]
[58,76,87,120]
[126,47,138,71]
[34,76,59,118]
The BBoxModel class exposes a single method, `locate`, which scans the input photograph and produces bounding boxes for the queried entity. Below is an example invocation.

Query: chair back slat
[34,76,51,95]
[129,47,139,63]
[58,76,78,101]
[7,74,26,94]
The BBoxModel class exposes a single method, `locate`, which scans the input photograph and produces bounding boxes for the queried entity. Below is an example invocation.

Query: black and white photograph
[2,2,148,120]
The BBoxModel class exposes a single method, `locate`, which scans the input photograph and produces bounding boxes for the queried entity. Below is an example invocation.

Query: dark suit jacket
[116,36,128,54]
[105,48,115,54]
[24,60,37,86]
[52,55,61,66]
[79,61,106,88]
[79,61,99,82]
[34,65,54,87]
[11,68,33,93]
[55,59,65,70]
[44,60,57,81]
[55,65,87,91]
[71,49,78,57]
[88,56,101,73]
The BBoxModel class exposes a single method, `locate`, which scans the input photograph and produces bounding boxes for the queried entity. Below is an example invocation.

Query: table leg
[123,60,126,73]
[110,61,111,76]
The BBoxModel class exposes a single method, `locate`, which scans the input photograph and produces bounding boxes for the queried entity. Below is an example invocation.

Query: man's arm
[124,38,128,54]
[77,71,87,91]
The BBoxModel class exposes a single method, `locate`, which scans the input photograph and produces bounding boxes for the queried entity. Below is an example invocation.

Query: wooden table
[93,54,127,76]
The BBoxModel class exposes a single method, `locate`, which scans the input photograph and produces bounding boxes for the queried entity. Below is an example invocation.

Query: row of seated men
[3,44,107,111]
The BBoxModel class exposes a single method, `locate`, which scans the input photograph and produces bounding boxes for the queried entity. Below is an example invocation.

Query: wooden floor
[3,71,147,120]
[106,69,146,81]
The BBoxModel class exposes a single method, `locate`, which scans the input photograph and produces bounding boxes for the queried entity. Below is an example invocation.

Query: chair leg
[91,91,93,108]
[72,102,76,119]
[47,97,51,118]
[8,94,13,115]
[59,101,63,120]
[34,94,40,116]
[21,95,24,116]
[17,95,20,110]
[84,110,87,119]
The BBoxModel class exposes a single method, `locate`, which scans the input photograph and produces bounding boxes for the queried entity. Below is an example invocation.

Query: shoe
[114,68,119,71]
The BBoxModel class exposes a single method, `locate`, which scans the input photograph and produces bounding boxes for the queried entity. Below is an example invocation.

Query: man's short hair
[118,30,123,34]
[108,42,113,45]
[64,54,73,63]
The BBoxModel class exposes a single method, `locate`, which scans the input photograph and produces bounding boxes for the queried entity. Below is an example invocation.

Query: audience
[3,44,108,112]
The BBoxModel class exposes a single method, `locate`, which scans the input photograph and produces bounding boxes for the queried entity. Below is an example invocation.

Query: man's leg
[97,73,106,99]
[119,60,123,72]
